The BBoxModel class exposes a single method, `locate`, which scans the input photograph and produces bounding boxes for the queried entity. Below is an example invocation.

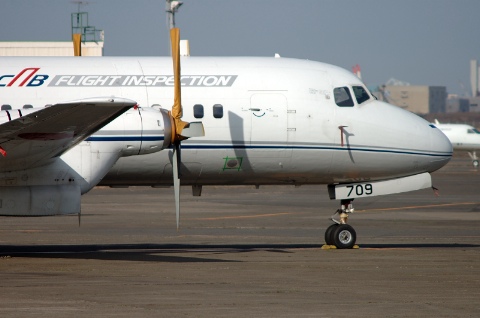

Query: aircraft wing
[0,97,136,172]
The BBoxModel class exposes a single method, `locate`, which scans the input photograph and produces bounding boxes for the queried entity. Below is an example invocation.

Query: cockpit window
[352,86,371,104]
[467,128,480,134]
[334,87,354,107]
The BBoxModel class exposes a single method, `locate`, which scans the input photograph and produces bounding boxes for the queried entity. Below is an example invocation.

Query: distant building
[0,41,103,57]
[469,96,480,112]
[0,9,104,57]
[471,59,479,97]
[446,96,470,113]
[375,85,447,115]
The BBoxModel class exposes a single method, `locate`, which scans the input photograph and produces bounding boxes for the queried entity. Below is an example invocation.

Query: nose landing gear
[324,199,358,249]
[468,151,479,168]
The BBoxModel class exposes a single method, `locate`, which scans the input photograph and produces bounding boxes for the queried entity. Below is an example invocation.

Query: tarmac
[0,153,479,317]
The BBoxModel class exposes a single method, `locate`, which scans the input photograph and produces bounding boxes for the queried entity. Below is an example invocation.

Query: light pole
[166,0,183,29]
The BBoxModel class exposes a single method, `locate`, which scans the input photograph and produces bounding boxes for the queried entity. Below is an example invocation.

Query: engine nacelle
[0,106,173,157]
[137,107,172,155]
[89,107,172,157]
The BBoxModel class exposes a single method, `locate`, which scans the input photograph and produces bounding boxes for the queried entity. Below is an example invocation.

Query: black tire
[332,224,356,249]
[324,224,337,245]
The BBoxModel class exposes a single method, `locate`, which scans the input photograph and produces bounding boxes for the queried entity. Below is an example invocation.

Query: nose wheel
[468,151,479,168]
[324,199,358,249]
[325,224,357,249]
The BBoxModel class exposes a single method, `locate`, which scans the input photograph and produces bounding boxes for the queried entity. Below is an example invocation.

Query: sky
[1,0,479,96]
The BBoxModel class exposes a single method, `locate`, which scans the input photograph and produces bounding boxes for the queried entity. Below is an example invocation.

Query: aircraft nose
[428,122,453,171]
[363,101,452,175]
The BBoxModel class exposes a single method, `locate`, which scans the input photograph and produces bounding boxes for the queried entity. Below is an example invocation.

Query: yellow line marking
[356,202,479,212]
[362,247,415,250]
[189,202,479,220]
[193,212,294,221]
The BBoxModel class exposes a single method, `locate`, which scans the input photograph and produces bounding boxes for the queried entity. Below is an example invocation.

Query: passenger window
[213,104,223,118]
[467,128,480,134]
[193,104,204,118]
[333,87,354,107]
[352,86,370,104]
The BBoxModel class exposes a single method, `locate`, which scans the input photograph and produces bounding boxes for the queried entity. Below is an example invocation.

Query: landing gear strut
[324,199,357,249]
[468,151,479,168]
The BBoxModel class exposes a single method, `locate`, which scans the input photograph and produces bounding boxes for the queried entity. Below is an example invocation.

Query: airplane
[433,119,480,167]
[0,29,452,249]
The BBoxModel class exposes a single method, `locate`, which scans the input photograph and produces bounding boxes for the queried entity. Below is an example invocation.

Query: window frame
[352,85,371,105]
[333,86,354,107]
[193,104,204,119]
[213,104,224,118]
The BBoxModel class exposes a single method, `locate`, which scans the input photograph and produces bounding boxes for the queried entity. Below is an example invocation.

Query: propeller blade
[170,28,189,139]
[170,28,183,229]
[168,27,204,229]
[170,27,182,121]
[172,142,181,230]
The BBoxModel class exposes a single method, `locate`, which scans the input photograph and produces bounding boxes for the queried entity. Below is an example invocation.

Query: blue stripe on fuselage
[86,136,165,142]
[86,136,451,158]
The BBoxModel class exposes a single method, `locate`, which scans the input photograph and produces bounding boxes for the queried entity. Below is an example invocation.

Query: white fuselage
[0,56,452,190]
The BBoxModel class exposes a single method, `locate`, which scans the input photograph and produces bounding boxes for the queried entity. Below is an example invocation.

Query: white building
[0,41,103,57]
